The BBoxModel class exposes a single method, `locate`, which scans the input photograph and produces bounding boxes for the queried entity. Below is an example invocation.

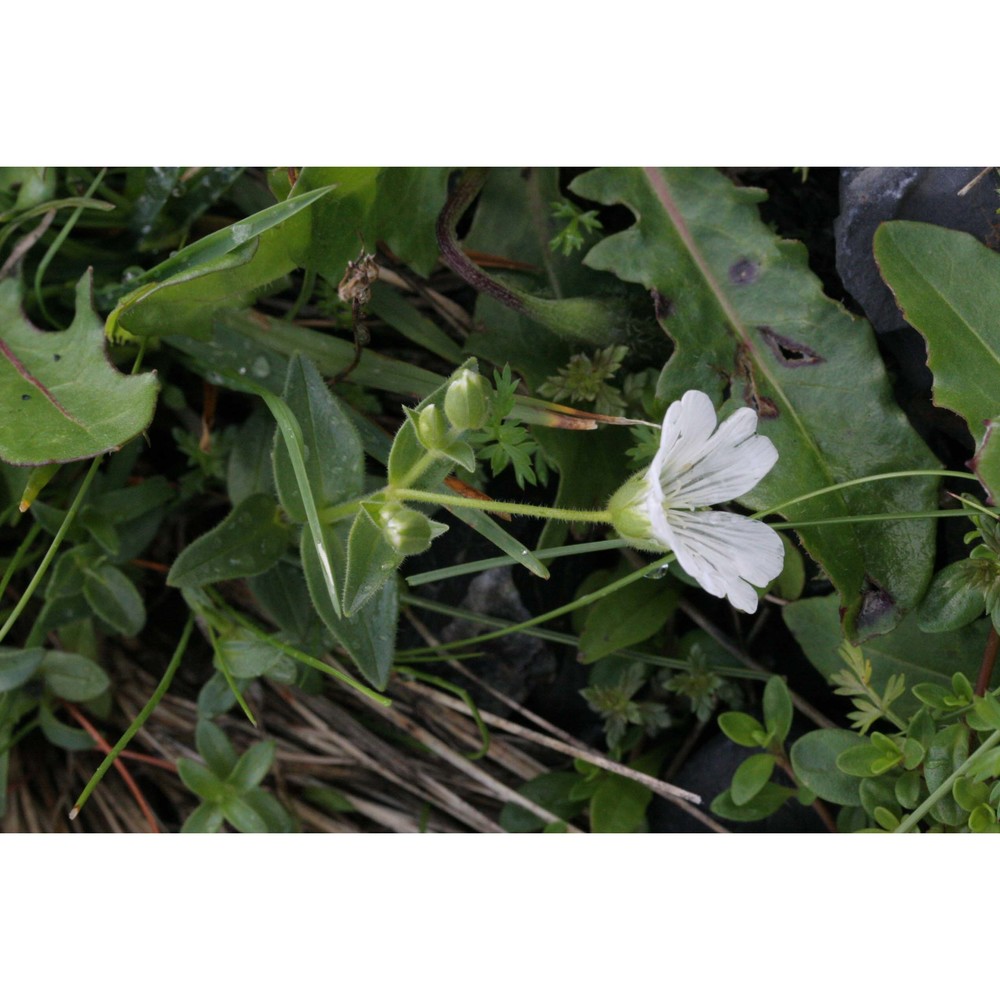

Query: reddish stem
[976,626,1000,697]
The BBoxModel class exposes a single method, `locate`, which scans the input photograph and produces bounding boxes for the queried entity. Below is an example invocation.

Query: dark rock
[835,167,1000,334]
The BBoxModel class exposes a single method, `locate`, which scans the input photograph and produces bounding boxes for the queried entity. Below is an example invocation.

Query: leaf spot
[856,577,896,635]
[728,258,759,285]
[21,394,30,401]
[757,326,824,367]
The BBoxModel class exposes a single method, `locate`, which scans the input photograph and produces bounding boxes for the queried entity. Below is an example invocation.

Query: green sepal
[343,503,404,617]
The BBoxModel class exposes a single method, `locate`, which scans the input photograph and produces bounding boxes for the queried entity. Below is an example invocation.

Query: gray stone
[835,167,999,333]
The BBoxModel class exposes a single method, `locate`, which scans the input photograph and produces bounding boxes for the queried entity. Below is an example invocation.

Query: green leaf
[873,221,1000,501]
[762,676,793,745]
[194,718,238,779]
[229,740,276,793]
[953,776,990,812]
[167,493,290,588]
[130,183,330,287]
[443,502,550,580]
[373,168,451,277]
[711,783,796,823]
[272,354,364,522]
[784,593,985,715]
[0,647,44,693]
[177,758,228,802]
[220,795,270,834]
[856,777,898,825]
[790,728,865,806]
[917,561,985,633]
[924,723,969,797]
[82,563,146,636]
[39,650,110,701]
[216,633,295,682]
[227,406,277,507]
[895,770,923,810]
[578,572,677,663]
[0,272,159,466]
[500,772,582,833]
[872,805,899,831]
[247,561,324,647]
[588,772,653,833]
[181,801,225,833]
[718,711,768,748]
[37,703,94,750]
[300,522,397,690]
[288,168,381,280]
[572,167,939,640]
[837,743,895,778]
[730,753,776,806]
[108,184,333,341]
[242,788,295,832]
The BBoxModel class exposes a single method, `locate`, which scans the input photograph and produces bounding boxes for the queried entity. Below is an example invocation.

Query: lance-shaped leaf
[272,353,365,523]
[873,221,1000,501]
[107,184,333,342]
[571,168,940,640]
[0,272,158,466]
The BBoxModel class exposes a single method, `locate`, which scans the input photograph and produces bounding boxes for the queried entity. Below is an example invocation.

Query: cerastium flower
[608,390,784,613]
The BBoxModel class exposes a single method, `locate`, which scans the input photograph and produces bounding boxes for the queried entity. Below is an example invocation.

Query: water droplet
[250,356,271,378]
[121,266,144,283]
[171,186,184,197]
[238,366,247,375]
[140,224,152,235]
[231,222,252,244]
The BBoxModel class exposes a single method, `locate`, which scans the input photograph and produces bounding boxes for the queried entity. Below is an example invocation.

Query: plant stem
[773,509,973,530]
[412,553,674,656]
[0,457,102,646]
[976,626,1000,697]
[391,487,613,524]
[70,614,194,820]
[754,469,980,519]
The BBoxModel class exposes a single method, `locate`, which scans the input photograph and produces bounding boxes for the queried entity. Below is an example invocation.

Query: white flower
[608,390,784,613]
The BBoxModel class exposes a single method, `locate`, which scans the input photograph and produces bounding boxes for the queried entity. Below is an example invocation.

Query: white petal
[663,509,785,613]
[656,396,778,508]
[650,390,719,492]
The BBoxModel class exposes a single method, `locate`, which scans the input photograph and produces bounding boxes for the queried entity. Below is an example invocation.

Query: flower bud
[414,404,451,452]
[444,370,489,431]
[379,504,435,556]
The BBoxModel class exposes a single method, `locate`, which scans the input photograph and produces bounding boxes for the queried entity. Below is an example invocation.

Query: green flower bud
[444,370,489,431]
[414,404,451,452]
[379,504,435,556]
